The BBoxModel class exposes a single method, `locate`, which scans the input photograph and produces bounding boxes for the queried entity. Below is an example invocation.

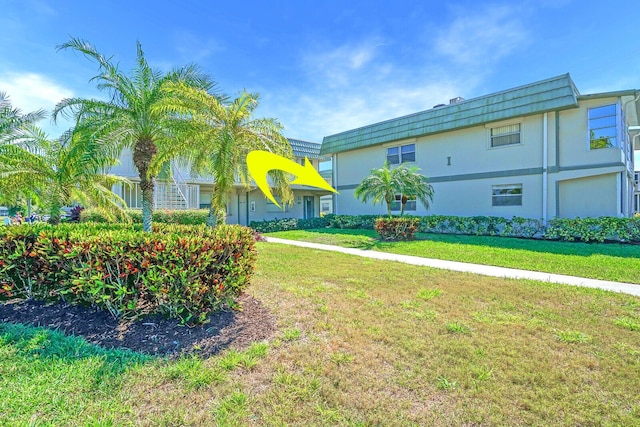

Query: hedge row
[250,214,640,243]
[0,223,256,324]
[81,208,210,225]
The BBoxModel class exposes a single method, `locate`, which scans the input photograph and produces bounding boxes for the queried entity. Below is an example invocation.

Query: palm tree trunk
[133,138,157,233]
[206,187,227,228]
[48,199,62,225]
[141,177,154,232]
[206,204,226,228]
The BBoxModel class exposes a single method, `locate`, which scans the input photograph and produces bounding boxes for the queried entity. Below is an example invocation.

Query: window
[386,143,415,165]
[492,184,522,206]
[588,104,618,149]
[390,194,416,211]
[491,123,521,147]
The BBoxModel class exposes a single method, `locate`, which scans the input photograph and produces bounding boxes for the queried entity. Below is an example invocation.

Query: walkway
[264,237,640,297]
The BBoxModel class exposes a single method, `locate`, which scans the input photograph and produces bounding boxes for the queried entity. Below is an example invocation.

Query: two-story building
[109,138,331,225]
[321,74,639,221]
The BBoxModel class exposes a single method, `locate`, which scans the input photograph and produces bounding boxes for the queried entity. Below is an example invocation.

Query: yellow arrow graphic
[246,150,338,207]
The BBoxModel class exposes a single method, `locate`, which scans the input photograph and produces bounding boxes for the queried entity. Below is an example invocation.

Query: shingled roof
[320,73,581,155]
[288,138,326,160]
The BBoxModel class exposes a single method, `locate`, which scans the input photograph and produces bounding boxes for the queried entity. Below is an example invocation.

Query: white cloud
[267,75,470,142]
[302,41,385,89]
[0,72,73,114]
[171,30,223,64]
[0,72,75,135]
[262,36,485,142]
[434,5,529,65]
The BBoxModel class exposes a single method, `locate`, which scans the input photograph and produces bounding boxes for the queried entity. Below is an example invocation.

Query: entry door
[303,196,314,219]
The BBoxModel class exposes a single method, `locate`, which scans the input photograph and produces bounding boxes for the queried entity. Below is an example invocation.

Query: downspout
[246,191,250,226]
[622,93,640,216]
[238,192,241,225]
[542,112,548,224]
[332,154,338,214]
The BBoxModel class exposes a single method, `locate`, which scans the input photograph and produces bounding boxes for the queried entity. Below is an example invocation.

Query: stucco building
[109,138,331,225]
[321,74,639,220]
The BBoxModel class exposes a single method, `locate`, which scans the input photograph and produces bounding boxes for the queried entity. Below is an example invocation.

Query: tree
[0,125,130,224]
[53,37,217,231]
[354,162,434,217]
[0,92,45,145]
[394,164,435,216]
[157,84,293,226]
[0,92,47,208]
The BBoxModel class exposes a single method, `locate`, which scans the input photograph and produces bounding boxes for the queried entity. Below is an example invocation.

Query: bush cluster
[0,223,256,324]
[375,217,420,241]
[250,216,330,232]
[545,217,640,243]
[418,215,544,238]
[250,213,640,243]
[81,208,210,225]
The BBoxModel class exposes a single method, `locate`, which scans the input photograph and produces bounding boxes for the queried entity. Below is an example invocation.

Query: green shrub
[81,208,209,225]
[326,214,379,230]
[251,212,639,243]
[375,217,420,241]
[250,217,330,233]
[545,217,640,243]
[0,223,256,324]
[419,215,543,238]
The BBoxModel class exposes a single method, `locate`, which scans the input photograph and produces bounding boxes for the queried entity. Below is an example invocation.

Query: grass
[2,242,640,425]
[267,228,640,283]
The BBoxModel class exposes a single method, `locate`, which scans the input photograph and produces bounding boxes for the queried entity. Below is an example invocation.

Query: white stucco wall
[334,99,634,219]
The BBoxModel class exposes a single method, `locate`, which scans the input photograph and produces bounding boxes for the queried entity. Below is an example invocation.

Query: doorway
[303,196,314,219]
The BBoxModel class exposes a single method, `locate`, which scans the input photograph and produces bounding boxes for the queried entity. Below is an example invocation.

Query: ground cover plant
[1,242,640,425]
[266,228,640,284]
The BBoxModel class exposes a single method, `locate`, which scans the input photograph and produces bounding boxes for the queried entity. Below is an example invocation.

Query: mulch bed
[0,293,277,359]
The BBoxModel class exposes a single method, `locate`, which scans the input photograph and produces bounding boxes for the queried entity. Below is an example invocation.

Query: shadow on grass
[0,322,150,382]
[297,228,640,259]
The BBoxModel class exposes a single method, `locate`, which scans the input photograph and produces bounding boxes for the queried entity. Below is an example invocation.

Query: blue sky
[1,0,639,144]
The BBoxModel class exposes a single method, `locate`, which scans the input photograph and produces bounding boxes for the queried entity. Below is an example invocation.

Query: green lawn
[2,242,640,425]
[267,228,640,284]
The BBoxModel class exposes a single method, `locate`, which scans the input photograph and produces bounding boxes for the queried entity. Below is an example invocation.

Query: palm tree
[157,84,293,226]
[0,125,130,224]
[0,92,45,145]
[0,92,46,209]
[354,162,434,217]
[53,37,217,231]
[394,164,434,216]
[354,162,402,217]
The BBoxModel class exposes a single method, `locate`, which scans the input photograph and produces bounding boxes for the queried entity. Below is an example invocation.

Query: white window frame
[587,103,619,150]
[386,143,416,165]
[492,184,522,207]
[489,122,521,148]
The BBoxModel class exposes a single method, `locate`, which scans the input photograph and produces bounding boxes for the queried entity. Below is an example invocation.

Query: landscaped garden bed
[0,222,257,324]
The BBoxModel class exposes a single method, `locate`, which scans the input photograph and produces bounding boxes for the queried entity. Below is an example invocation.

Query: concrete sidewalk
[264,237,640,297]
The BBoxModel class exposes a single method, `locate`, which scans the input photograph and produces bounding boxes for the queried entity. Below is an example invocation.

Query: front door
[303,196,314,219]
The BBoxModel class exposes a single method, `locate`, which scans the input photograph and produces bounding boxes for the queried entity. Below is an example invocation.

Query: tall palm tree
[0,125,130,224]
[354,162,434,217]
[53,37,217,231]
[157,84,293,226]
